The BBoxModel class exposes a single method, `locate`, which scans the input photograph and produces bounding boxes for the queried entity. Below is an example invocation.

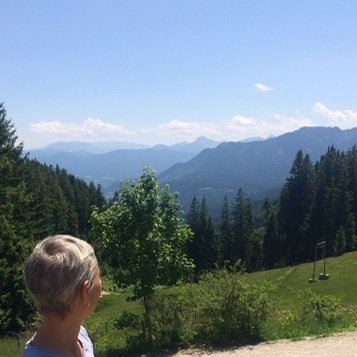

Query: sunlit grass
[247,251,357,308]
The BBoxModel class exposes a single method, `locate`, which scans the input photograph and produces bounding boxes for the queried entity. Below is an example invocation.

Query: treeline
[187,147,357,272]
[0,103,105,335]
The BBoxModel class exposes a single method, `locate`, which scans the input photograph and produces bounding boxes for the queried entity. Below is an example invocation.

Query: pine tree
[308,147,352,256]
[347,146,357,221]
[263,207,281,269]
[334,227,346,256]
[187,196,217,271]
[245,228,264,272]
[218,195,233,265]
[278,151,314,263]
[198,197,214,270]
[345,214,357,251]
[0,103,35,335]
[187,196,202,270]
[232,188,254,265]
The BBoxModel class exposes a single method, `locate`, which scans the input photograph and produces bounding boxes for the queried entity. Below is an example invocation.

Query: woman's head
[23,235,99,317]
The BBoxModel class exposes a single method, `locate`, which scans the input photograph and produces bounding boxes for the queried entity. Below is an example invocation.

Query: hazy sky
[2,0,357,148]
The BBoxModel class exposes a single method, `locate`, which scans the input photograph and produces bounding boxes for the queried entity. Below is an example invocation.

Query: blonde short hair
[23,235,98,316]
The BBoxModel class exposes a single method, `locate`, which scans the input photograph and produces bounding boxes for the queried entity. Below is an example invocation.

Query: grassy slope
[247,251,357,308]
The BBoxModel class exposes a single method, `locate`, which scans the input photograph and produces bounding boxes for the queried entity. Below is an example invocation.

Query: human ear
[80,280,91,306]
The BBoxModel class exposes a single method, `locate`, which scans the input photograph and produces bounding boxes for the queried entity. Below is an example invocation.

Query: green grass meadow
[247,251,357,307]
[2,252,357,356]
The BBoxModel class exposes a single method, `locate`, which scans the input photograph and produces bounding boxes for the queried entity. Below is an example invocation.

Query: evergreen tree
[187,196,202,270]
[308,147,352,256]
[245,228,264,272]
[198,197,217,270]
[263,207,281,269]
[334,227,346,256]
[347,146,357,221]
[187,196,217,271]
[232,188,254,264]
[0,103,35,334]
[345,214,357,252]
[278,151,314,263]
[218,195,233,265]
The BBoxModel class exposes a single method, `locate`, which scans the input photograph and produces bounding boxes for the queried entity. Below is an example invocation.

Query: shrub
[299,289,343,325]
[148,270,274,347]
[191,270,274,343]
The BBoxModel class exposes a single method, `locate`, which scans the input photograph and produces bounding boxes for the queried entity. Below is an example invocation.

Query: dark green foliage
[0,103,35,335]
[245,228,264,272]
[187,196,217,272]
[0,103,105,336]
[345,214,357,251]
[218,195,233,265]
[263,206,281,269]
[186,144,357,272]
[268,146,357,268]
[278,151,315,263]
[22,159,105,241]
[0,103,22,157]
[231,188,254,264]
[347,146,357,220]
[114,312,141,330]
[334,227,346,256]
[308,147,352,256]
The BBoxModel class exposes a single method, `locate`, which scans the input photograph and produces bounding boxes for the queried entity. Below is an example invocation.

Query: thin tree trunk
[143,294,153,346]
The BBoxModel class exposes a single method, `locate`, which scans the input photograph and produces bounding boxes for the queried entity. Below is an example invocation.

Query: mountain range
[28,127,357,213]
[28,137,221,195]
[159,126,357,212]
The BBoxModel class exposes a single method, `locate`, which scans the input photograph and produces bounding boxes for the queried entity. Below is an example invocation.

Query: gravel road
[168,331,357,356]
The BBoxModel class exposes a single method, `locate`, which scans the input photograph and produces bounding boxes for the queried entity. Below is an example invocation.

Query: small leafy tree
[91,167,193,344]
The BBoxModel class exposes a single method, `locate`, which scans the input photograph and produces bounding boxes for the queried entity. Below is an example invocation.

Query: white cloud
[26,102,357,149]
[28,109,322,148]
[31,118,133,142]
[83,118,132,136]
[155,120,218,140]
[313,102,357,128]
[229,115,256,127]
[225,113,314,140]
[254,82,274,92]
[31,121,93,137]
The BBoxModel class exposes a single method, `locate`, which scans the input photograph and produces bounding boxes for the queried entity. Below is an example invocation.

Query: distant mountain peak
[30,140,149,154]
[159,126,357,213]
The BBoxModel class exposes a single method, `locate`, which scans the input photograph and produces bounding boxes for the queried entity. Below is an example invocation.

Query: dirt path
[169,331,357,356]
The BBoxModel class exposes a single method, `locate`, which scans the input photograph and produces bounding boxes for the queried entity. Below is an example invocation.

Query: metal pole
[323,245,326,274]
[309,243,318,282]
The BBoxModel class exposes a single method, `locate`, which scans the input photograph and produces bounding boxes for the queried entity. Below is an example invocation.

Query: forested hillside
[185,147,357,273]
[0,103,105,335]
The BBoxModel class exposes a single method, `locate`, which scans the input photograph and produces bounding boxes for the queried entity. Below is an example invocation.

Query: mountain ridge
[159,126,357,212]
[28,136,221,195]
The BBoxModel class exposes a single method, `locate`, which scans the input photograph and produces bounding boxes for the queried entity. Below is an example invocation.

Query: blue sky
[1,0,357,148]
